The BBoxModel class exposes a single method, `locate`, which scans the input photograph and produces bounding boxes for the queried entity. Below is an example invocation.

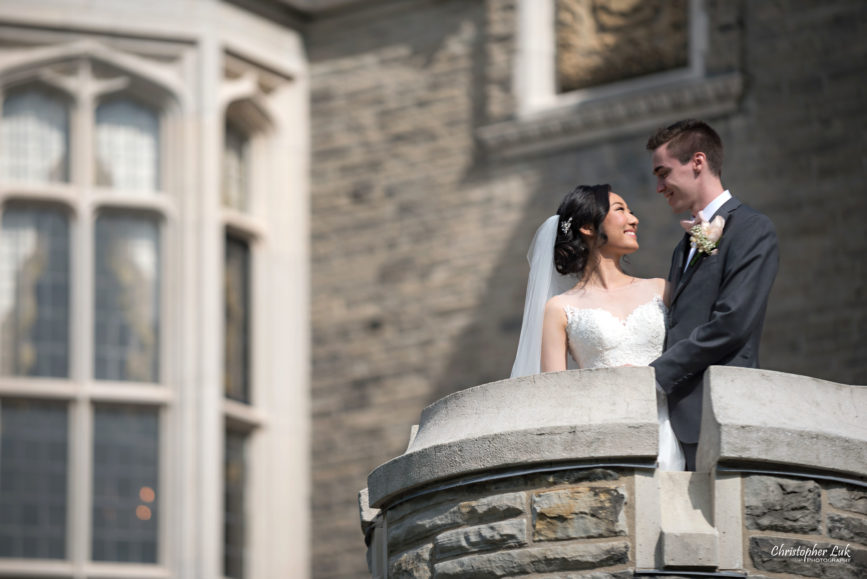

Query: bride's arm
[540,297,568,372]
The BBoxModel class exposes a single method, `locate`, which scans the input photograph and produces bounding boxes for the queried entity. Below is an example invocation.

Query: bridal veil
[510,215,577,378]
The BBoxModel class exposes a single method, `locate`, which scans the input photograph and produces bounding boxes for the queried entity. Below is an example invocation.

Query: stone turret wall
[377,470,867,578]
[384,468,634,578]
[362,367,867,577]
[744,475,867,578]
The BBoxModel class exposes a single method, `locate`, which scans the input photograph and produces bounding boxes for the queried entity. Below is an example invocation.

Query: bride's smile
[594,193,640,254]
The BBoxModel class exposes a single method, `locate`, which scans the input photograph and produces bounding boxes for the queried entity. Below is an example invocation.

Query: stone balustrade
[360,366,867,578]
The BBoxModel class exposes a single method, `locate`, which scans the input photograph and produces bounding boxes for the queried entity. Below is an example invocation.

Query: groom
[647,119,779,471]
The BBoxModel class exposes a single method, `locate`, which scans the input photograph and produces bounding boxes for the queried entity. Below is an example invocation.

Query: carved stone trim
[477,73,742,159]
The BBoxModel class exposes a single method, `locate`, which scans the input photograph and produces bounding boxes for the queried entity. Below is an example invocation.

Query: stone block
[532,487,627,541]
[358,487,379,535]
[387,491,527,552]
[432,541,630,578]
[744,475,821,533]
[434,518,528,559]
[697,367,867,477]
[827,513,867,545]
[828,486,867,515]
[387,502,463,552]
[388,542,432,579]
[659,471,718,568]
[714,472,744,570]
[749,536,867,578]
[662,529,718,569]
[633,469,661,569]
[459,491,528,523]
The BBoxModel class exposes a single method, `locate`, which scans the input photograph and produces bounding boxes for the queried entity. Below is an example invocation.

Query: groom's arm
[651,213,779,395]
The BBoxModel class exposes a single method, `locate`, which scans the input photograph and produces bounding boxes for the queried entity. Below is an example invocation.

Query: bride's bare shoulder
[545,292,569,311]
[543,294,571,326]
[545,289,585,315]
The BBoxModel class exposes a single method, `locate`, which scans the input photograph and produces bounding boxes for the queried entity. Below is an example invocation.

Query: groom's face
[652,143,698,215]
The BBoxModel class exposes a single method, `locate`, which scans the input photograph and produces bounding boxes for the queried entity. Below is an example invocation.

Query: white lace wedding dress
[510,216,684,470]
[564,293,685,471]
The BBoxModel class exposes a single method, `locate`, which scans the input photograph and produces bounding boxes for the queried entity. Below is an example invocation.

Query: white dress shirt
[684,190,732,271]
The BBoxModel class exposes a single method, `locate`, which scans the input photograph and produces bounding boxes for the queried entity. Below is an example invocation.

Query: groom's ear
[692,152,707,174]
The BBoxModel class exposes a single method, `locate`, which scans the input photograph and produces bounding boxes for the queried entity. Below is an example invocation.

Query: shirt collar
[698,190,732,221]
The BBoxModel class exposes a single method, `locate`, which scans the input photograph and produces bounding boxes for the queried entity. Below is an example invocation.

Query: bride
[511,183,685,471]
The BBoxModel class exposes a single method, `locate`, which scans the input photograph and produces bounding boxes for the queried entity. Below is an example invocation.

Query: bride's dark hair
[554,183,611,277]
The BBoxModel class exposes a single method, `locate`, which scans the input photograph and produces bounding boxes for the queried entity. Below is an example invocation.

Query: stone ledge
[368,367,660,508]
[476,73,743,158]
[697,367,867,478]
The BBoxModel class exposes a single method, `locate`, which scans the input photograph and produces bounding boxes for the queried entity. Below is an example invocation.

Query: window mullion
[71,63,95,577]
[76,60,96,191]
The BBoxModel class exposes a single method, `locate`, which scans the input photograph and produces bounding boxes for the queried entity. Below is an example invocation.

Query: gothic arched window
[0,54,172,571]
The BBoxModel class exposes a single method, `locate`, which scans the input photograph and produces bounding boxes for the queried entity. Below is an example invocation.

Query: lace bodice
[565,296,667,369]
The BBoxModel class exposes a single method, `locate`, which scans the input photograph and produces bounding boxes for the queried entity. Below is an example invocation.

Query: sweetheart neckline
[563,295,665,326]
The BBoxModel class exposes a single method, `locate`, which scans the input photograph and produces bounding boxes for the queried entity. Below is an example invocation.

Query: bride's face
[599,192,640,254]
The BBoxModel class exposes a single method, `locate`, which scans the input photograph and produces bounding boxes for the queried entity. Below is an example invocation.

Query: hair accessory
[560,216,573,235]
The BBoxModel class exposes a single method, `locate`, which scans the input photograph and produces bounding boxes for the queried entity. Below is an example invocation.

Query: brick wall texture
[307,1,867,576]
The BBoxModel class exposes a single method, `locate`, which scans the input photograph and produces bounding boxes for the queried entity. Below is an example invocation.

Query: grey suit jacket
[650,197,779,443]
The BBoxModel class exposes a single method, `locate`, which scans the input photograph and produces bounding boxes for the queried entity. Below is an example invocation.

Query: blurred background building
[0,1,864,578]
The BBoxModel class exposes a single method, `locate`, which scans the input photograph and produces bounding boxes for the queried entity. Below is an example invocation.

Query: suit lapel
[670,197,742,305]
[670,234,689,290]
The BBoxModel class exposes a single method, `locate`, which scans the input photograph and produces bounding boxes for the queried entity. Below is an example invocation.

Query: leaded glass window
[223,122,250,212]
[0,398,68,559]
[94,213,160,382]
[95,98,160,193]
[224,235,250,403]
[556,0,689,93]
[0,205,70,377]
[92,404,159,563]
[224,429,246,579]
[0,86,69,184]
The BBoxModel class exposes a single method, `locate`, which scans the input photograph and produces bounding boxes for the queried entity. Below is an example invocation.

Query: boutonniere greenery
[682,215,725,267]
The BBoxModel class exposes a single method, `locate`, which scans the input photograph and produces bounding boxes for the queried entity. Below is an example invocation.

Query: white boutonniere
[681,215,725,267]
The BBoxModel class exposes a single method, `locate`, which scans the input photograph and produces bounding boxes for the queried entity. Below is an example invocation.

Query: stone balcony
[359,366,867,578]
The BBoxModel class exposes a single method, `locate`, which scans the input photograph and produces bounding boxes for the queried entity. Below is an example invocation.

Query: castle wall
[307,1,867,576]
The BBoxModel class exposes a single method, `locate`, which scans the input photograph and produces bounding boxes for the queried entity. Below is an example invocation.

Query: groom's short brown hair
[646,119,724,177]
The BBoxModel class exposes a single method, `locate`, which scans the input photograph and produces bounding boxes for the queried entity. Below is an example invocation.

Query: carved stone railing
[360,367,867,578]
